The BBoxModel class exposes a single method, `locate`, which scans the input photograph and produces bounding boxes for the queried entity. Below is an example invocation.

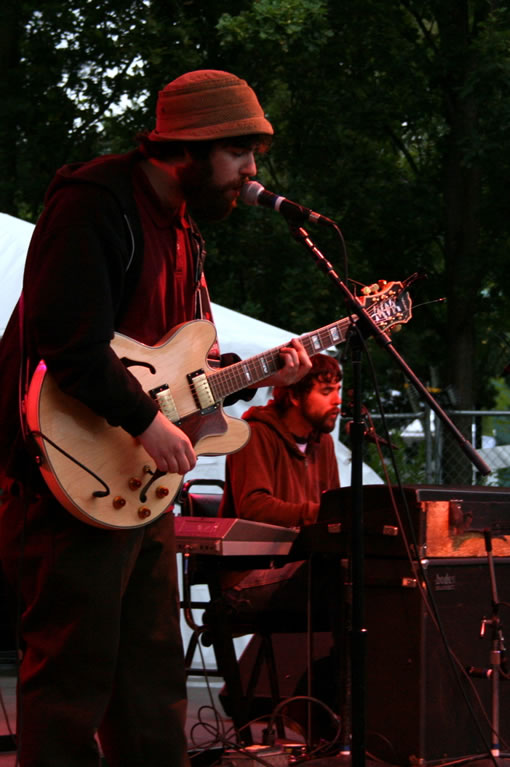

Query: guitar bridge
[187,369,218,414]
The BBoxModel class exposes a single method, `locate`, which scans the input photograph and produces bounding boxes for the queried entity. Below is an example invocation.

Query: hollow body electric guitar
[26,279,413,529]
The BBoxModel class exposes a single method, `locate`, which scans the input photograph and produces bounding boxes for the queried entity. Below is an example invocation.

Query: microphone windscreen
[240,181,264,206]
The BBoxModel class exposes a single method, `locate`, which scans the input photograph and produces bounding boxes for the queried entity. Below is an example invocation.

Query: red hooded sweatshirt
[219,400,340,589]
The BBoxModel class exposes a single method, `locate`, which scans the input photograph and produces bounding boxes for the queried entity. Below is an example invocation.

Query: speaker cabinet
[364,557,510,765]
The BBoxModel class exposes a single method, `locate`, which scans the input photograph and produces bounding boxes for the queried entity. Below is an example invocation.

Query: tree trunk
[437,0,484,484]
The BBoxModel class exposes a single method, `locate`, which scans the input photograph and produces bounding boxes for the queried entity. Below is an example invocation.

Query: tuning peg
[361,283,380,295]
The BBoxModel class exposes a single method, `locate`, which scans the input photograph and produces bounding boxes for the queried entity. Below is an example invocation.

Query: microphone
[240,181,337,228]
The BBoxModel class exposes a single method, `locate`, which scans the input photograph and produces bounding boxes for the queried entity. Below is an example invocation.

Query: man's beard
[177,158,237,222]
[314,414,338,434]
[303,408,339,435]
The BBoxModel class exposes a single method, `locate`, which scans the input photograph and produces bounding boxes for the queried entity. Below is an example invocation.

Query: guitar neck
[209,316,351,402]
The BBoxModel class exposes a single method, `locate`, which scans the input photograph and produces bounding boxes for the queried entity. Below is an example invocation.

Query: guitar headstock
[358,278,414,333]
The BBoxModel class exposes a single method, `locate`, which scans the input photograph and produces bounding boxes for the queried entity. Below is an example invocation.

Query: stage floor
[1,663,508,767]
[0,664,307,766]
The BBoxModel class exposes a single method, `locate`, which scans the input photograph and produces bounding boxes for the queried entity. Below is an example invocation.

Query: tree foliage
[3,0,510,453]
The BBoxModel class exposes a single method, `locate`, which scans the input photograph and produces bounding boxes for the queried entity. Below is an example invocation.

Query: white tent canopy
[0,211,382,486]
[0,213,35,334]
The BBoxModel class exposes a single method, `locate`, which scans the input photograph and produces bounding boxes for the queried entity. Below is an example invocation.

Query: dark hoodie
[0,150,207,477]
[220,400,340,527]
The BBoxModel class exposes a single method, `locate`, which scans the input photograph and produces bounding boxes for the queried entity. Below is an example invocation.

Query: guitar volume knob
[155,486,169,498]
[138,507,151,519]
[128,477,142,491]
[113,496,126,509]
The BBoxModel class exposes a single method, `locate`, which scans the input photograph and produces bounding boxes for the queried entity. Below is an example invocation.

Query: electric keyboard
[174,515,298,556]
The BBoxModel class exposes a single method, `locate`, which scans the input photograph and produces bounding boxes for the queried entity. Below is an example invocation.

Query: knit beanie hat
[148,69,274,141]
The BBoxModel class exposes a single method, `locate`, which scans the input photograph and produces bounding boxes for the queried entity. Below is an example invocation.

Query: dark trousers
[204,556,346,741]
[0,482,190,767]
[216,557,344,629]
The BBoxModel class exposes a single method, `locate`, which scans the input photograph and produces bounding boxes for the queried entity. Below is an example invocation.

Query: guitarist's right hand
[137,412,197,475]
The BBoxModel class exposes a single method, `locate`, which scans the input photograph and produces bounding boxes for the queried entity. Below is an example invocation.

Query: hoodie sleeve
[23,182,158,436]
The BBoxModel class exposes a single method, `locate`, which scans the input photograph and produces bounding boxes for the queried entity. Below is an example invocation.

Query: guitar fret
[302,322,347,357]
[210,325,348,401]
[330,325,341,343]
[310,334,322,352]
[210,350,280,401]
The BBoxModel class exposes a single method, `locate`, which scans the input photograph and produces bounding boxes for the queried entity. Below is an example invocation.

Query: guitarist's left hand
[256,338,312,388]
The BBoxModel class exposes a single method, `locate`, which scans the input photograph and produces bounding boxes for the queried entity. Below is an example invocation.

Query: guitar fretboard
[206,281,411,403]
[208,316,352,401]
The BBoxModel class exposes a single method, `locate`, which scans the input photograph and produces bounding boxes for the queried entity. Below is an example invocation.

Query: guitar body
[26,320,250,529]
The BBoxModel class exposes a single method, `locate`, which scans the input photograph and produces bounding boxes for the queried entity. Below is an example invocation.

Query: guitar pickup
[149,384,181,424]
[187,369,218,414]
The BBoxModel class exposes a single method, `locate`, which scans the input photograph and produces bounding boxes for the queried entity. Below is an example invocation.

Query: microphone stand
[287,224,491,767]
[479,530,507,760]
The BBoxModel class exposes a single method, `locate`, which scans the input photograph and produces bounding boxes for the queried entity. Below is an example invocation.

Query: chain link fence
[339,409,510,487]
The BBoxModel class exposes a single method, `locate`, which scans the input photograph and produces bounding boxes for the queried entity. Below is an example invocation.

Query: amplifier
[319,484,510,558]
[364,557,510,764]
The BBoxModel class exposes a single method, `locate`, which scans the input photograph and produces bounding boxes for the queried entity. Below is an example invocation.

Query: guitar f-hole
[120,357,156,375]
[139,468,166,503]
[29,429,111,499]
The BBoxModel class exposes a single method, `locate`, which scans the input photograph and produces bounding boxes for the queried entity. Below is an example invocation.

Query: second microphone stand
[288,224,491,767]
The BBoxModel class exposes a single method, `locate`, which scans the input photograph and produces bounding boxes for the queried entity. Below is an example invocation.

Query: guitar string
[208,317,353,400]
[207,290,408,401]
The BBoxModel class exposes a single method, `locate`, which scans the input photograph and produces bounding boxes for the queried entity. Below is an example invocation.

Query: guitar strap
[189,216,222,368]
[188,220,251,404]
[196,277,221,368]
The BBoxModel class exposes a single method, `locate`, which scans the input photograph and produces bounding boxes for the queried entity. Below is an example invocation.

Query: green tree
[210,0,510,482]
[0,0,150,218]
